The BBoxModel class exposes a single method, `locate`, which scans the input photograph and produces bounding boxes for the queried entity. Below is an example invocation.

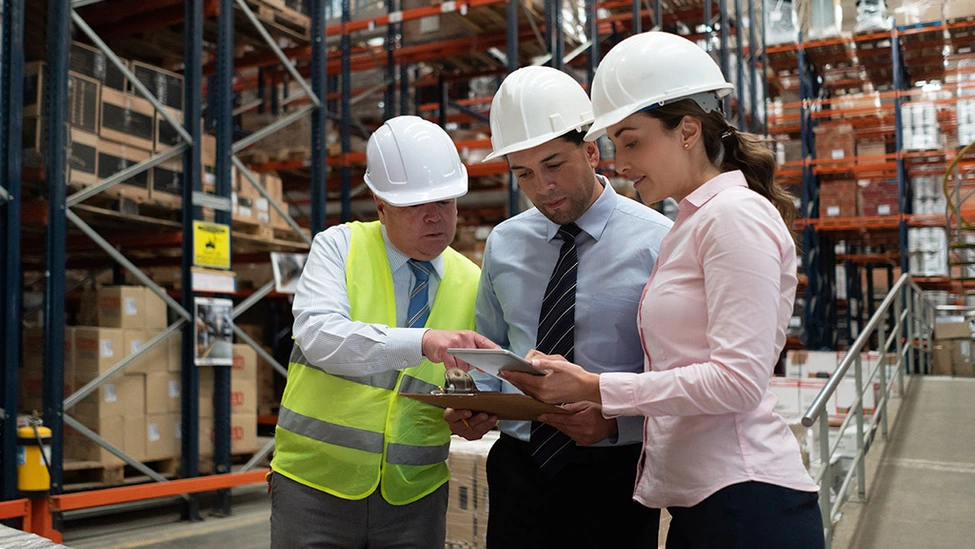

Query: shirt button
[402,360,409,367]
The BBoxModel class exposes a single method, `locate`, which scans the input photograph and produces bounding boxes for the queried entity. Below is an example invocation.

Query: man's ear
[374,195,387,224]
[583,141,600,168]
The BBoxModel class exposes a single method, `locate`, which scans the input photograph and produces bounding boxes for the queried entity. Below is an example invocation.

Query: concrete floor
[62,486,271,549]
[836,376,975,549]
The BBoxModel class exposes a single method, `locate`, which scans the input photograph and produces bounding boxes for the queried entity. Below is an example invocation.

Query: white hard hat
[585,31,734,141]
[484,66,594,161]
[364,115,468,207]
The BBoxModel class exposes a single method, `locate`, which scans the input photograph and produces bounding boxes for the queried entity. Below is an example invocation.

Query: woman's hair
[644,99,797,238]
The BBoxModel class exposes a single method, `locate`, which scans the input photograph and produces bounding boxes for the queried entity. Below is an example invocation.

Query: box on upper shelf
[132,61,184,111]
[100,89,155,151]
[70,41,128,92]
[24,61,101,134]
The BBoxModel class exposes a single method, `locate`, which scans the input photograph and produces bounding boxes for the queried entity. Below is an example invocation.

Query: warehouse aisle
[839,377,975,548]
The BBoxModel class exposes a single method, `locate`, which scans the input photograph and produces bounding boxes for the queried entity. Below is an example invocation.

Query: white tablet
[446,348,547,377]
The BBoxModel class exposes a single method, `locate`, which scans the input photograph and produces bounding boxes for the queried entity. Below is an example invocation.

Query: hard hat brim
[585,84,735,141]
[370,168,470,208]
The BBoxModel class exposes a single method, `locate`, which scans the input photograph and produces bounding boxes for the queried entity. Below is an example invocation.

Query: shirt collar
[380,225,446,279]
[681,170,748,211]
[544,175,617,242]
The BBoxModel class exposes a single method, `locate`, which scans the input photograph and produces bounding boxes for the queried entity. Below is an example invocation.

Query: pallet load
[932,320,975,376]
[198,344,260,471]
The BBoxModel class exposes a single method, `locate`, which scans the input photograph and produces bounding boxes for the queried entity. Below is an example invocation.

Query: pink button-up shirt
[600,171,818,508]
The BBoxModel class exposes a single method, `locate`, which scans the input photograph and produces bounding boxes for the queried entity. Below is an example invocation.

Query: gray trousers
[269,471,448,549]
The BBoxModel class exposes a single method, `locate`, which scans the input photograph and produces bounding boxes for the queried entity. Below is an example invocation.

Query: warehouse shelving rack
[766,18,975,350]
[0,0,327,539]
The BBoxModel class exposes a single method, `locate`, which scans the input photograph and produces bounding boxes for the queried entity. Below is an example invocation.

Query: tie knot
[408,259,434,281]
[558,223,582,241]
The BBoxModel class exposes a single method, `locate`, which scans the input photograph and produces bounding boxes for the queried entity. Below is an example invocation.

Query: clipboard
[402,392,570,421]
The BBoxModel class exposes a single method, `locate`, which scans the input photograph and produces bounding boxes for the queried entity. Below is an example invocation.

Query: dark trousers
[666,481,824,549]
[486,433,659,549]
[269,471,448,549]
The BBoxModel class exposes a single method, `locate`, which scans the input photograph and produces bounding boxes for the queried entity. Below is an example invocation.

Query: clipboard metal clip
[439,368,479,394]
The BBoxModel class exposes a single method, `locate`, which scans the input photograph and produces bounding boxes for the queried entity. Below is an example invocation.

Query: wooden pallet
[233,218,276,241]
[63,457,181,492]
[242,0,310,41]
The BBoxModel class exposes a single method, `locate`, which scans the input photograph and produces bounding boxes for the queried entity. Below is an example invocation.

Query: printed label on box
[131,340,143,354]
[831,149,845,159]
[878,205,891,215]
[257,212,270,223]
[124,297,138,316]
[101,339,114,358]
[148,423,160,442]
[239,206,252,218]
[827,206,840,216]
[104,383,117,403]
[169,380,180,398]
[256,198,269,211]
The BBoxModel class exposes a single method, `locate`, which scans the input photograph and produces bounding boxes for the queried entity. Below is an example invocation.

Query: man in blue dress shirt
[444,67,673,547]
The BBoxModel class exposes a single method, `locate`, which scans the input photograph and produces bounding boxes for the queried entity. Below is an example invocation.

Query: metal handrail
[800,273,936,548]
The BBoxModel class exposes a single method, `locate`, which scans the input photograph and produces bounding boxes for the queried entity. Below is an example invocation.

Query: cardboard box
[835,378,878,416]
[74,327,125,375]
[168,332,183,372]
[151,157,183,198]
[73,369,145,419]
[770,377,802,417]
[231,344,258,382]
[124,414,148,462]
[814,123,855,162]
[144,289,167,330]
[857,179,899,217]
[21,118,99,186]
[947,0,975,20]
[97,140,151,191]
[199,413,258,456]
[132,61,184,111]
[145,412,181,460]
[934,320,971,340]
[125,329,169,375]
[23,62,101,134]
[145,372,181,414]
[65,414,124,465]
[154,105,184,152]
[932,342,953,375]
[200,367,258,416]
[820,180,859,218]
[97,286,147,329]
[952,339,974,377]
[100,88,155,150]
[71,41,128,92]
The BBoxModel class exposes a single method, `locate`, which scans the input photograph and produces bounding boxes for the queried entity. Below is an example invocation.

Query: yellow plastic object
[17,425,51,495]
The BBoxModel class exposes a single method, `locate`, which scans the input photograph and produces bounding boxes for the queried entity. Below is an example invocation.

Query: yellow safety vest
[272,220,480,505]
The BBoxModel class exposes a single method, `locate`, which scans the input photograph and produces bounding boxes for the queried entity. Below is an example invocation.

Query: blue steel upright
[212,0,235,517]
[507,0,520,217]
[44,0,71,497]
[181,0,204,522]
[311,0,327,234]
[340,0,351,222]
[0,0,25,503]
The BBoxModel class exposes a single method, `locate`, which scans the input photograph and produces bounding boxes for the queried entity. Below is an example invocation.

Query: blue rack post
[654,0,662,30]
[507,0,520,217]
[181,0,205,522]
[212,0,235,517]
[0,0,25,503]
[747,0,760,133]
[719,0,732,120]
[340,0,352,223]
[44,0,71,499]
[384,0,396,121]
[892,30,909,275]
[760,0,769,136]
[632,0,642,34]
[734,0,745,129]
[312,0,328,234]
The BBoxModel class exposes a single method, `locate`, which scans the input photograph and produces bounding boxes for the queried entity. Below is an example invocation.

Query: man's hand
[421,330,499,370]
[444,407,497,441]
[537,401,617,446]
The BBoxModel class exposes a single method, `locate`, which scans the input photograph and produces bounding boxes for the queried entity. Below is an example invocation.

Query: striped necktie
[407,260,434,328]
[529,223,582,475]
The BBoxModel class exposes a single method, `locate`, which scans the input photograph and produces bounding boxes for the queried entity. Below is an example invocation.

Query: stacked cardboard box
[813,123,855,162]
[446,432,497,549]
[857,179,899,217]
[198,344,259,458]
[931,321,974,376]
[907,227,948,276]
[819,180,859,217]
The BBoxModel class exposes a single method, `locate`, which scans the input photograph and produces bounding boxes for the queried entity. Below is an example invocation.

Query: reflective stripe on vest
[272,220,481,505]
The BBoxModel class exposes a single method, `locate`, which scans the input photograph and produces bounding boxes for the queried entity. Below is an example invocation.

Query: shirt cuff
[386,327,427,369]
[599,371,642,418]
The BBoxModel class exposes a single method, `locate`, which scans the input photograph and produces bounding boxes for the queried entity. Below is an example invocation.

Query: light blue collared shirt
[474,177,673,445]
[292,224,444,376]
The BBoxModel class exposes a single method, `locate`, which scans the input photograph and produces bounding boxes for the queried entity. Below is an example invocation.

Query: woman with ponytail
[501,31,824,549]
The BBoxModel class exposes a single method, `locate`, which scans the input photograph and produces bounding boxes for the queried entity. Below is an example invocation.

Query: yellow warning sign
[193,221,231,270]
